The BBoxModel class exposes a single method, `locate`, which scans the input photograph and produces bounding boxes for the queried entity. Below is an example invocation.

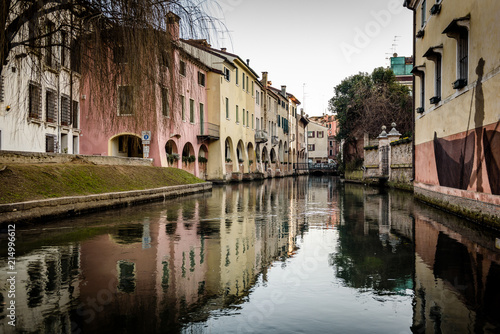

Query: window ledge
[28,118,43,125]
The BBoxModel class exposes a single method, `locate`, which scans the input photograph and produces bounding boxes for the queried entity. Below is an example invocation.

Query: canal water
[1,176,500,333]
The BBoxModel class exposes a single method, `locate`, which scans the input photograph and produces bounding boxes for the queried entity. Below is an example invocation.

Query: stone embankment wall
[362,124,413,186]
[0,183,212,225]
[389,141,413,184]
[0,150,153,166]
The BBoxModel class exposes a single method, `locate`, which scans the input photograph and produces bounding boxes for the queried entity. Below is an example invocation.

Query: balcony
[271,136,279,146]
[197,122,220,140]
[255,130,268,143]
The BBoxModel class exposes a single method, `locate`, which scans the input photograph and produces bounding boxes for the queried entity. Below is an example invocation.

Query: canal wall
[0,150,154,166]
[0,182,212,225]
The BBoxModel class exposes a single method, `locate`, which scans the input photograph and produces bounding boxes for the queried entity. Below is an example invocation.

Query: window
[118,86,134,115]
[160,51,169,68]
[113,46,127,64]
[252,114,254,129]
[45,134,57,152]
[251,81,254,96]
[242,108,245,125]
[70,38,81,73]
[45,89,57,123]
[420,73,425,109]
[236,105,239,123]
[242,73,245,90]
[247,110,249,127]
[226,97,229,118]
[308,131,315,138]
[317,131,324,138]
[421,0,426,28]
[180,60,186,76]
[246,77,249,92]
[45,21,55,67]
[308,144,315,151]
[457,28,468,83]
[277,115,281,127]
[161,87,169,117]
[61,95,71,126]
[224,67,230,81]
[435,55,442,99]
[72,100,79,128]
[199,103,204,126]
[60,31,67,67]
[28,17,39,48]
[236,68,239,85]
[189,99,195,123]
[181,95,185,120]
[117,261,136,293]
[256,90,259,105]
[198,72,205,86]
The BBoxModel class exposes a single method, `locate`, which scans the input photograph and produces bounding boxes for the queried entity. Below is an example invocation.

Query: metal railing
[293,163,338,171]
[199,122,220,139]
[255,130,268,143]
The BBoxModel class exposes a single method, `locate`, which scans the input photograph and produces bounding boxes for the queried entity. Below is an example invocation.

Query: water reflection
[0,177,499,333]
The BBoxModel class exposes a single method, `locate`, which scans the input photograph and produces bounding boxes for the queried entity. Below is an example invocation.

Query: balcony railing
[198,122,220,140]
[271,136,279,146]
[255,130,268,143]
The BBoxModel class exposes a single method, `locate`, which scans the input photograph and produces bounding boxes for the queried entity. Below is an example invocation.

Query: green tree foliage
[329,67,413,163]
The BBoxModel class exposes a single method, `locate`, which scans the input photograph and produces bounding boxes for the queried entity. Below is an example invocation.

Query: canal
[1,176,500,333]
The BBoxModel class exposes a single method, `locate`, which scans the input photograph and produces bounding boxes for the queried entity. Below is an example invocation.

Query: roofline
[180,39,237,69]
[212,49,260,79]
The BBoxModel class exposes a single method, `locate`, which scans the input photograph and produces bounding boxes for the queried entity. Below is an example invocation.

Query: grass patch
[0,163,204,204]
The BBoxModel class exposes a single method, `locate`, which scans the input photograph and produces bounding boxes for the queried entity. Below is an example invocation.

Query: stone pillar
[387,123,401,180]
[378,125,389,176]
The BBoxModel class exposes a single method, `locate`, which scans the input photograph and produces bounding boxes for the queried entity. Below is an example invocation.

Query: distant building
[390,54,413,89]
[308,114,339,162]
[404,0,500,222]
[307,121,329,163]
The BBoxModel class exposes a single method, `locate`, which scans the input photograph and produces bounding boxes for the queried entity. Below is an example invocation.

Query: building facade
[307,121,329,163]
[79,14,210,178]
[404,0,500,221]
[0,5,81,154]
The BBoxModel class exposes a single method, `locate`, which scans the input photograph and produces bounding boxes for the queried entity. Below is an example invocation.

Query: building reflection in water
[411,203,500,333]
[1,178,499,333]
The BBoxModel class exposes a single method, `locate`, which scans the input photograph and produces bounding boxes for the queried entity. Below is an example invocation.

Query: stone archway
[110,133,143,158]
[198,145,208,179]
[165,140,179,168]
[247,142,256,172]
[181,142,196,175]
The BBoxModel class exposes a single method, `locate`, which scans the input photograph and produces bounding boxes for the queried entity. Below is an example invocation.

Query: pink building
[79,14,210,178]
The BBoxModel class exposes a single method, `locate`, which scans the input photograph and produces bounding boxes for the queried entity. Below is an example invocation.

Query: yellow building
[404,0,500,223]
[180,40,261,181]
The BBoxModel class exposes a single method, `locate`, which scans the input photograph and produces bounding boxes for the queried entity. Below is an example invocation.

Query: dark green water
[1,176,499,333]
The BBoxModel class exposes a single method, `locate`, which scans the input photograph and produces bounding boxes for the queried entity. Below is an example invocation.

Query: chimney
[246,59,250,66]
[262,72,268,87]
[281,85,286,96]
[167,12,180,41]
[221,47,227,52]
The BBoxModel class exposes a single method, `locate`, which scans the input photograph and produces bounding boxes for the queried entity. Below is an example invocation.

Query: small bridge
[293,163,338,175]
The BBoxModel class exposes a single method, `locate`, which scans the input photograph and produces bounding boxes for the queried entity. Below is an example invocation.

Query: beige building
[307,121,329,163]
[404,0,500,223]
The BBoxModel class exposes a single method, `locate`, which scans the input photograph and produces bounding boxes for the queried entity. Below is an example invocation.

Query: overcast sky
[203,0,413,116]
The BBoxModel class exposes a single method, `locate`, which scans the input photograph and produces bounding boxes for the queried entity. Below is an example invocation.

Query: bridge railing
[293,163,338,171]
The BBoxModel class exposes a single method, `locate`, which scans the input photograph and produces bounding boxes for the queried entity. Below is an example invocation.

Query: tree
[329,67,412,164]
[1,0,223,74]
